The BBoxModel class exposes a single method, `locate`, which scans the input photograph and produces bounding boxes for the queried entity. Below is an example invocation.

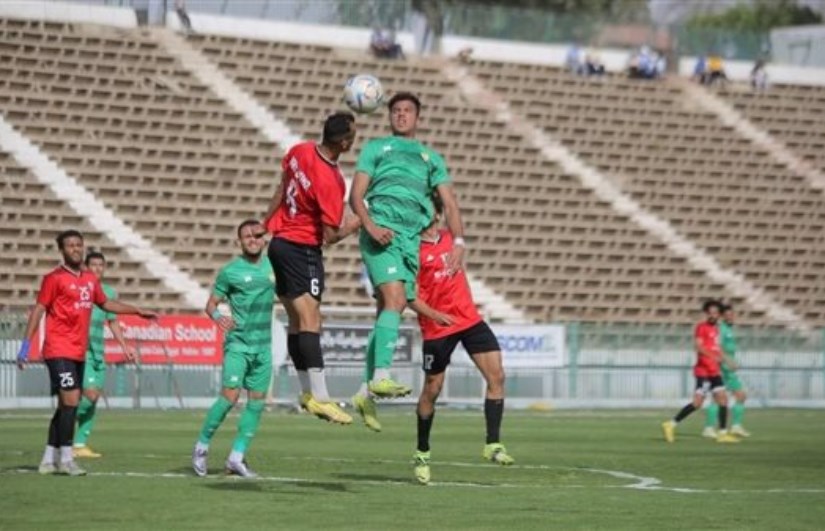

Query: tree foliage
[686,0,822,33]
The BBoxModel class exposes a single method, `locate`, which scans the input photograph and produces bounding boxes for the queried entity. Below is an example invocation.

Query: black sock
[287,334,306,371]
[484,398,504,444]
[673,403,696,423]
[417,411,435,452]
[47,409,60,447]
[718,405,728,430]
[57,405,77,448]
[298,332,323,370]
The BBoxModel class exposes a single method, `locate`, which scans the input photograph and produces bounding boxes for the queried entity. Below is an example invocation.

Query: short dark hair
[387,92,421,114]
[85,250,105,266]
[322,111,355,144]
[702,299,722,313]
[721,302,734,313]
[56,229,83,250]
[237,219,262,238]
[431,192,444,216]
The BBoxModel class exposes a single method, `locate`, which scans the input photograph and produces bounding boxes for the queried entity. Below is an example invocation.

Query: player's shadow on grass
[204,480,348,494]
[333,472,413,485]
[1,465,38,474]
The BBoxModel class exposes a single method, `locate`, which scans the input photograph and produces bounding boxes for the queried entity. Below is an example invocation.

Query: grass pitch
[1,408,824,530]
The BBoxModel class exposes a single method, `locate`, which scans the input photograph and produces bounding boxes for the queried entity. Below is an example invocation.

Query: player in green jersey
[703,303,751,438]
[349,92,467,427]
[192,220,275,478]
[72,251,135,458]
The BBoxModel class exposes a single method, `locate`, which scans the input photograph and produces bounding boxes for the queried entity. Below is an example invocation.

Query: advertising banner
[320,323,415,365]
[453,324,566,368]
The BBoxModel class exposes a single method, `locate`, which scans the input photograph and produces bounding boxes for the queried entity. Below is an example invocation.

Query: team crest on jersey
[420,152,430,162]
[383,145,392,152]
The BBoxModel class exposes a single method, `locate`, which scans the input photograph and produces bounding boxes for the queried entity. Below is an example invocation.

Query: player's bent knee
[221,388,241,404]
[83,388,101,402]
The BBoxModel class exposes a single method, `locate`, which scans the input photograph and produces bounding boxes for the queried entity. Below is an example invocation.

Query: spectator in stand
[584,47,605,76]
[654,49,667,78]
[628,46,659,80]
[566,42,586,75]
[706,53,728,87]
[175,0,193,34]
[751,59,769,91]
[692,55,708,84]
[456,46,474,64]
[370,26,404,60]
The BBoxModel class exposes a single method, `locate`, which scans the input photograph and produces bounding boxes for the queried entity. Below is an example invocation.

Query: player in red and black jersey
[396,195,514,484]
[17,230,156,476]
[661,299,739,444]
[263,112,361,425]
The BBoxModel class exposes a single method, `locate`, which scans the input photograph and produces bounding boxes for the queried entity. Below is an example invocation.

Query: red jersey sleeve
[36,273,57,307]
[314,171,345,228]
[92,276,108,306]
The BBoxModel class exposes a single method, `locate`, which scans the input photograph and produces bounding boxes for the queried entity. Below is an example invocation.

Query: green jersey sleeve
[355,139,381,176]
[213,265,231,299]
[103,284,117,322]
[428,149,450,188]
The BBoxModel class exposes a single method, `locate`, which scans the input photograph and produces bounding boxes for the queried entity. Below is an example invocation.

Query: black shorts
[421,321,500,375]
[695,375,725,395]
[45,358,84,395]
[268,237,325,301]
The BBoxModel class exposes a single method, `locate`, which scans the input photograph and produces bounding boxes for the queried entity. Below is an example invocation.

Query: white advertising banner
[454,324,566,368]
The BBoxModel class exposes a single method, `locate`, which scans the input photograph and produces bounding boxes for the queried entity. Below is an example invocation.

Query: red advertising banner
[29,315,224,365]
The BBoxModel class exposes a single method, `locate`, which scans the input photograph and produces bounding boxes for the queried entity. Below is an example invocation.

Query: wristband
[453,237,466,247]
[211,309,223,321]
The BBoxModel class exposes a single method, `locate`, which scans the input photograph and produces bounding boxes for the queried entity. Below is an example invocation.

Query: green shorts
[222,348,272,393]
[723,370,744,393]
[83,355,106,390]
[359,228,419,301]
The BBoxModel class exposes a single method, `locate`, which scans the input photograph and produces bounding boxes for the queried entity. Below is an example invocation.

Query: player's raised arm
[100,299,156,320]
[435,183,465,274]
[16,303,46,370]
[262,170,288,226]
[351,171,393,245]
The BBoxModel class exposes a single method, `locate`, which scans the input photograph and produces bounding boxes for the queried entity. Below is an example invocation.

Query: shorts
[359,229,419,301]
[82,356,107,390]
[222,348,272,393]
[45,358,85,395]
[722,370,744,392]
[269,237,324,301]
[694,375,725,396]
[421,321,500,375]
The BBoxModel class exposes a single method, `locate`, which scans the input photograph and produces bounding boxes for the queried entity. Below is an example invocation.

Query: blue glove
[17,339,30,365]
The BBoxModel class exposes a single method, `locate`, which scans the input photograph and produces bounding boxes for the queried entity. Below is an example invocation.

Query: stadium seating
[469,61,825,324]
[2,15,824,325]
[0,150,185,310]
[186,34,751,324]
[721,83,825,173]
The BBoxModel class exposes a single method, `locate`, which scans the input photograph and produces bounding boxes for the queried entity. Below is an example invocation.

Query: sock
[74,395,97,447]
[705,402,719,429]
[288,333,311,394]
[228,450,244,464]
[718,405,728,431]
[363,331,376,384]
[197,395,234,445]
[308,369,330,402]
[231,399,264,455]
[417,411,435,452]
[673,403,696,423]
[356,382,370,399]
[732,402,745,426]
[41,445,57,465]
[297,371,311,395]
[57,405,77,448]
[484,398,504,444]
[47,409,60,448]
[59,445,73,464]
[373,310,400,371]
[372,368,391,382]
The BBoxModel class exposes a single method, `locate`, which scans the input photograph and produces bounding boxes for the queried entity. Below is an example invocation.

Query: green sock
[364,331,376,383]
[197,396,234,445]
[75,395,97,446]
[231,399,264,454]
[373,310,401,370]
[705,402,719,429]
[732,402,745,426]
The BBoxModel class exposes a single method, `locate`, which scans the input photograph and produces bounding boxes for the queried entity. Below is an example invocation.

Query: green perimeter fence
[1,313,823,409]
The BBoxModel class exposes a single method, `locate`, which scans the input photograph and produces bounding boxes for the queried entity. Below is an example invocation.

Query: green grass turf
[1,408,824,530]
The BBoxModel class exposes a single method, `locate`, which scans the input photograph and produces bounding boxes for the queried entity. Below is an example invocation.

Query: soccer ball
[343,74,385,114]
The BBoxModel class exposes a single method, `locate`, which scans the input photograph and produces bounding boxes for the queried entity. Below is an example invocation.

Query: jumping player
[662,300,739,444]
[350,92,466,408]
[703,303,750,438]
[73,250,136,458]
[193,220,275,478]
[263,112,360,425]
[17,230,156,476]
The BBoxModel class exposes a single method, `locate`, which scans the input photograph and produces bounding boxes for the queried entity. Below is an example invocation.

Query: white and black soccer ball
[343,74,385,114]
